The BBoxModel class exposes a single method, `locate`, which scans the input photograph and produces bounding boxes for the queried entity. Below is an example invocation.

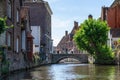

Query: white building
[31,26,41,53]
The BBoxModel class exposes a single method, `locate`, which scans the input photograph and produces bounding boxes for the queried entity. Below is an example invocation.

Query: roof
[27,32,34,39]
[111,0,120,7]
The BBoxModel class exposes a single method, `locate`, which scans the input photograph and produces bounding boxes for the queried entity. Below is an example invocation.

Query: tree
[0,17,7,35]
[74,19,115,64]
[0,17,13,74]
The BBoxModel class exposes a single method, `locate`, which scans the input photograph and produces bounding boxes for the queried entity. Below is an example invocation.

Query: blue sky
[45,0,114,46]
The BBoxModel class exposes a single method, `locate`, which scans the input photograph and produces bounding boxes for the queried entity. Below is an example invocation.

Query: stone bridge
[50,54,88,63]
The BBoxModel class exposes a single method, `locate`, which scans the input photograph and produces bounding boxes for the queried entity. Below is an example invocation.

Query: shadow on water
[2,64,120,80]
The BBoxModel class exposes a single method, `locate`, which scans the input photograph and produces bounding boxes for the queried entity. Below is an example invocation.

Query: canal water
[3,64,120,80]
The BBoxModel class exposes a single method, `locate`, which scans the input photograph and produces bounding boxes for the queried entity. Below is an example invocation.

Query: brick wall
[24,2,52,55]
[0,0,6,18]
[0,32,6,46]
[107,5,120,28]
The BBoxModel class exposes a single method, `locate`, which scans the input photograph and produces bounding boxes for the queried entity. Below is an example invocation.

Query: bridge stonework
[50,54,88,63]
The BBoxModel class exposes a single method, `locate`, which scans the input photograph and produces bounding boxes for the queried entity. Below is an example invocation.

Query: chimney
[88,14,93,19]
[65,31,68,36]
[74,21,78,27]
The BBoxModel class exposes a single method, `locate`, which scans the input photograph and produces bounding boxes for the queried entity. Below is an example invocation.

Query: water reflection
[3,64,120,80]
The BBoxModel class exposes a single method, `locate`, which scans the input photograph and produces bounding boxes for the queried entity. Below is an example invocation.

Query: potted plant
[8,46,12,51]
[2,45,7,49]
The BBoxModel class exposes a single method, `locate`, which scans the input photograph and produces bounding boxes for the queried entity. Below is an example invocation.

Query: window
[7,0,12,18]
[33,0,37,2]
[21,30,26,50]
[16,37,19,53]
[7,33,11,46]
[16,9,19,22]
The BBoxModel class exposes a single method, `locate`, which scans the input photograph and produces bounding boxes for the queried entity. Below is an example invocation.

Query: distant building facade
[57,21,83,54]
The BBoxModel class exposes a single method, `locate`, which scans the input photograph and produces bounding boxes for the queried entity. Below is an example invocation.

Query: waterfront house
[0,0,34,71]
[24,0,53,63]
[101,0,120,49]
[57,21,82,54]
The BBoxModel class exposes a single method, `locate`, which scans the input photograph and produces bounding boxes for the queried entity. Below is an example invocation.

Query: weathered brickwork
[0,32,6,45]
[0,0,6,18]
[101,0,120,37]
[0,0,35,71]
[24,1,52,62]
[57,21,82,54]
[107,5,120,28]
[101,0,120,50]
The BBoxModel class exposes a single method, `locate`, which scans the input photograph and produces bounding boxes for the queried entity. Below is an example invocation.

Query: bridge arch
[56,56,82,63]
[51,54,88,64]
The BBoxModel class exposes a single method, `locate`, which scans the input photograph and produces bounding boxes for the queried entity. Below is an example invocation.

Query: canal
[3,64,120,80]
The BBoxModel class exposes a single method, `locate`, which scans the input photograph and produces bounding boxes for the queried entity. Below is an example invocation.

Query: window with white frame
[16,37,19,53]
[7,0,12,18]
[16,9,19,22]
[21,30,26,50]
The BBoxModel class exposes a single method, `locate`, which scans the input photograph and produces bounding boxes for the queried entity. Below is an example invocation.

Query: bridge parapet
[50,54,88,63]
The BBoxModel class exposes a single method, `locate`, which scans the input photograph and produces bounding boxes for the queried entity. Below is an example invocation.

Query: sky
[45,0,114,46]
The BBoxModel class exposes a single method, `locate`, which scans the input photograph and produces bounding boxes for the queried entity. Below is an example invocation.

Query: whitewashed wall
[31,26,41,53]
[108,31,112,47]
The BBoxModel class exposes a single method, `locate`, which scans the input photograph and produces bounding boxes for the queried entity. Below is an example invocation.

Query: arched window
[7,0,12,18]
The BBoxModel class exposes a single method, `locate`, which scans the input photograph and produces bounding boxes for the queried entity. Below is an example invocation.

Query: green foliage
[0,46,6,62]
[1,60,9,74]
[0,17,13,35]
[33,53,40,64]
[74,19,115,64]
[95,46,115,64]
[0,51,3,55]
[0,17,12,74]
[0,17,7,34]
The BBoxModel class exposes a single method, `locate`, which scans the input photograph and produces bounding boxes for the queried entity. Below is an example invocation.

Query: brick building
[57,21,82,54]
[24,0,53,62]
[0,0,34,71]
[0,0,52,71]
[101,0,120,48]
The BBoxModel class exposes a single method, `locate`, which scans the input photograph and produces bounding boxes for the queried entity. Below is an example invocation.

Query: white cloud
[53,37,60,46]
[51,16,84,46]
[52,17,72,46]
[52,17,72,28]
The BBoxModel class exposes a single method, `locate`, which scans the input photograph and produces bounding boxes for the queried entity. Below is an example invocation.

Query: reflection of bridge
[50,54,88,63]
